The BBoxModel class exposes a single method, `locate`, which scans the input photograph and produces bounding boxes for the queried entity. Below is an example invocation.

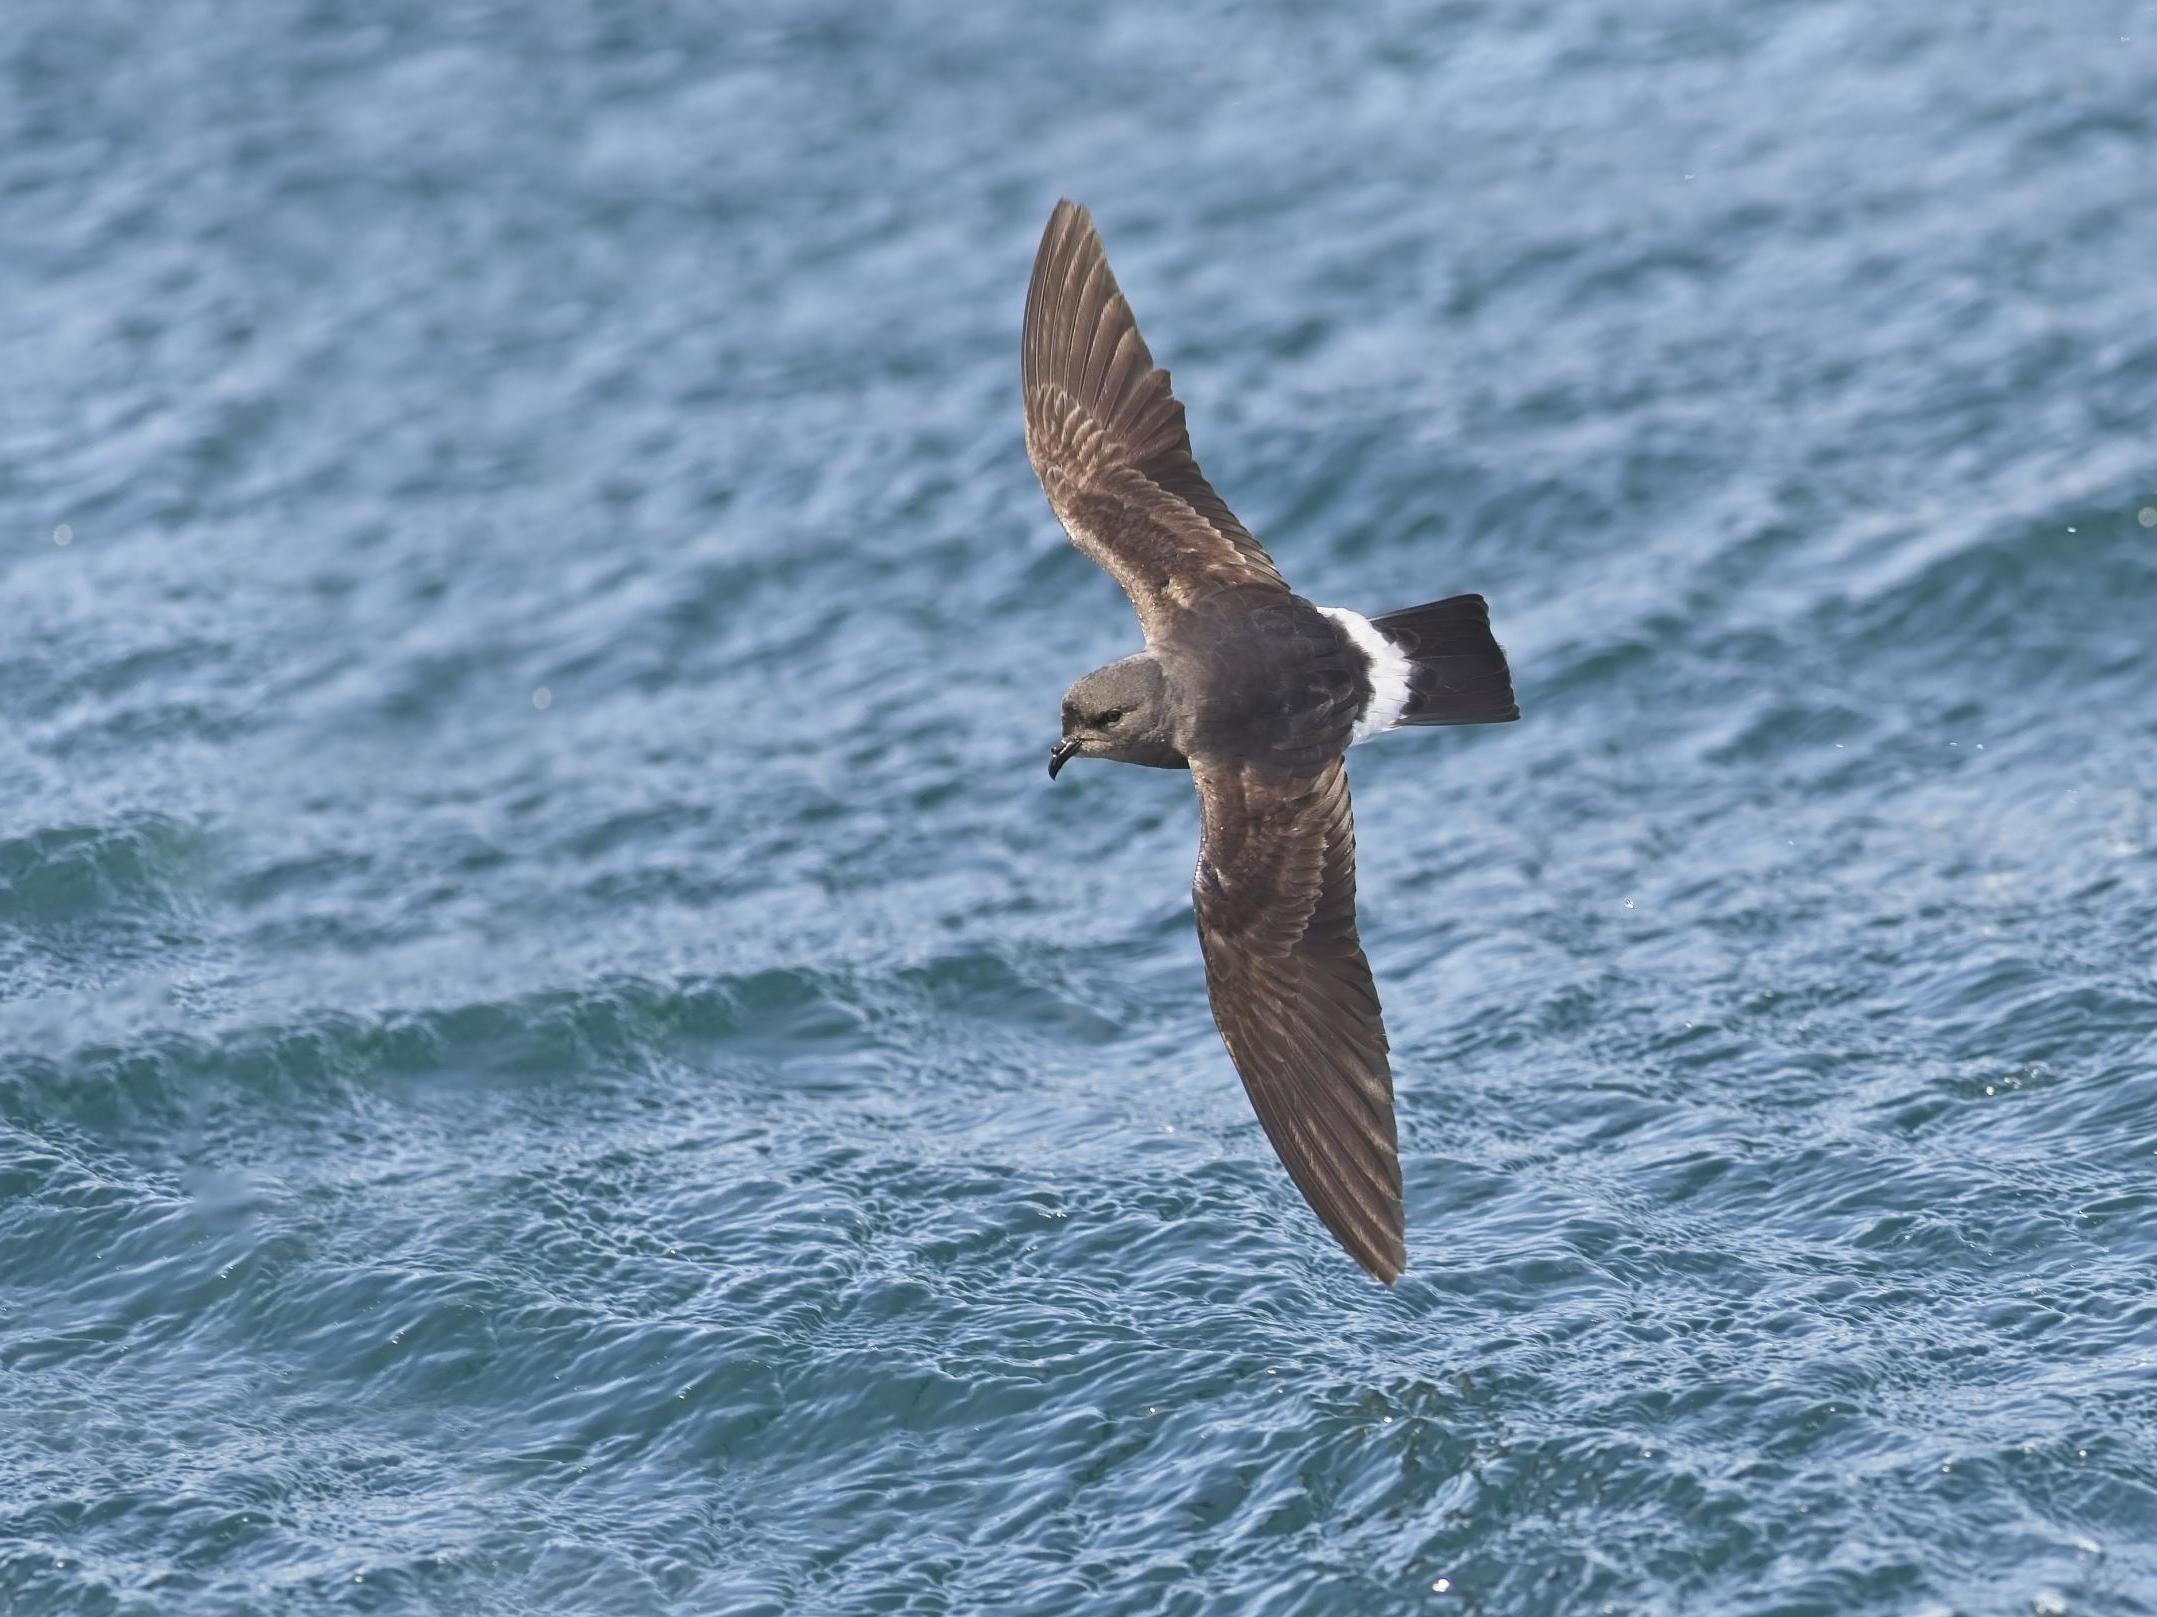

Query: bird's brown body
[1023,200,1518,1282]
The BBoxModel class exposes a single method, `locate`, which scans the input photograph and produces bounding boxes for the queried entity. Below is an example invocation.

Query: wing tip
[1036,197,1096,278]
[1340,1210,1407,1285]
[1025,200,1105,395]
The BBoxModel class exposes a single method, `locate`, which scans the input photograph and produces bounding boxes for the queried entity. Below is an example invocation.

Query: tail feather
[1369,595,1518,726]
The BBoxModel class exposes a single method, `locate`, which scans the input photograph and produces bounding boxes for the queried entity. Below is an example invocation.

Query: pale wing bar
[1022,200,1288,640]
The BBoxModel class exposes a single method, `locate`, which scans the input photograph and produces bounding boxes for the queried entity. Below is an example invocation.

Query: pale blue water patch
[4,2,2157,1613]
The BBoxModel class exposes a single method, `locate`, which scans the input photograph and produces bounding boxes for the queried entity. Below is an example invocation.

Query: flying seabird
[1024,200,1519,1284]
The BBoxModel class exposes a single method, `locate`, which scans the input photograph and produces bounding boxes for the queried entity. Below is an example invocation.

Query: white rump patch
[1319,606,1413,745]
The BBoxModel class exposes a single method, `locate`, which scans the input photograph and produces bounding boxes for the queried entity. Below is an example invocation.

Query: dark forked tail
[1370,594,1519,726]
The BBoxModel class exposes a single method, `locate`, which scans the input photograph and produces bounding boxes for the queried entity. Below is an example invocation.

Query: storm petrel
[1025,200,1519,1283]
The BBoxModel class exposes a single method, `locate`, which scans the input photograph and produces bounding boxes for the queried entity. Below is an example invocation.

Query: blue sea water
[5,2,2157,1612]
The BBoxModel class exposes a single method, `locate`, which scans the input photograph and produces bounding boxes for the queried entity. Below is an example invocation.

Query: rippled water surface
[6,3,2157,1613]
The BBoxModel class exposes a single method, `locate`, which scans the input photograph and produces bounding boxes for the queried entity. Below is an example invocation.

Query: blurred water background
[5,2,2157,1613]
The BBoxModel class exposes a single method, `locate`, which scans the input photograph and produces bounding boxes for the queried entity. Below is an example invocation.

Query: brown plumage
[1024,198,1519,1281]
[1191,757,1402,1281]
[1022,201,1290,642]
[1023,198,1430,1283]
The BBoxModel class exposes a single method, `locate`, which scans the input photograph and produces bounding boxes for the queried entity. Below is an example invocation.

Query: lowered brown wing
[1192,757,1405,1282]
[1022,200,1290,644]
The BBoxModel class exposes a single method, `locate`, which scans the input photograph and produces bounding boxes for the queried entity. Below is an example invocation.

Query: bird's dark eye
[1096,707,1127,726]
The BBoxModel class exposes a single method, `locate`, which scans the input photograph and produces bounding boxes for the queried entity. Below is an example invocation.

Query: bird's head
[1049,652,1185,778]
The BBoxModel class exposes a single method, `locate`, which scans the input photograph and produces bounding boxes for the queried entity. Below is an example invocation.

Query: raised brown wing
[1191,756,1404,1282]
[1022,200,1290,643]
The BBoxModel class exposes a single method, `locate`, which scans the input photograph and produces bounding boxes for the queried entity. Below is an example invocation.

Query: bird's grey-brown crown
[1049,654,1184,777]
